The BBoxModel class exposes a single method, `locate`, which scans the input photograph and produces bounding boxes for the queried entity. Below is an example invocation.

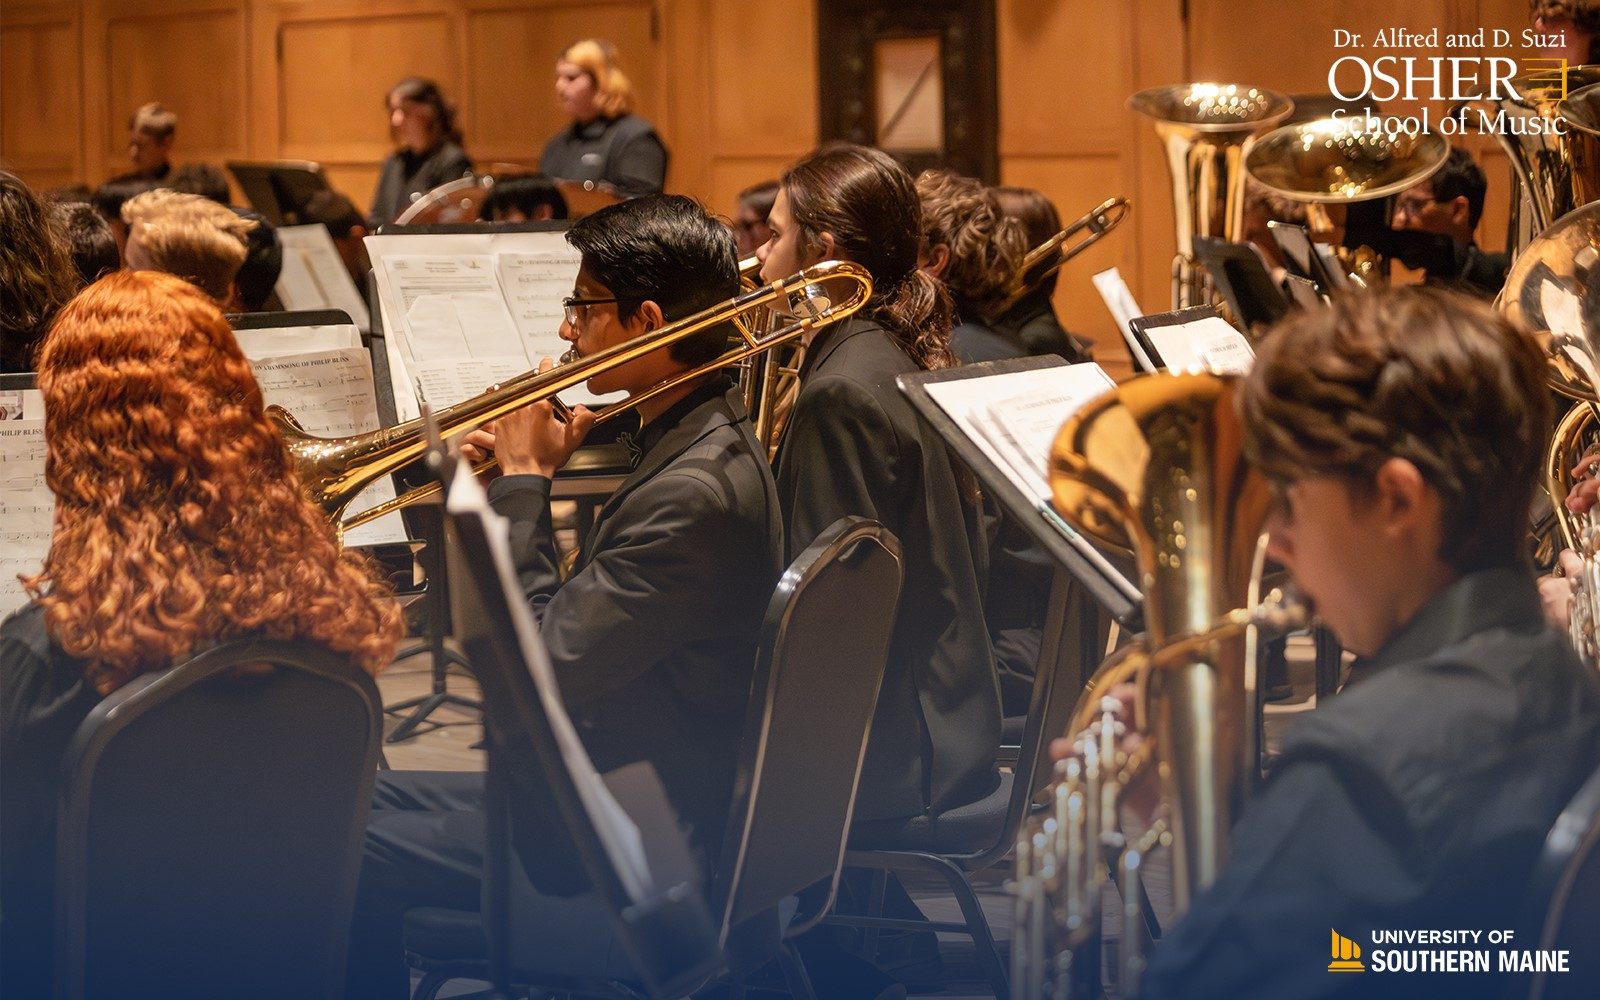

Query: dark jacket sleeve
[606,127,668,197]
[1137,756,1412,1000]
[776,374,900,562]
[489,469,758,709]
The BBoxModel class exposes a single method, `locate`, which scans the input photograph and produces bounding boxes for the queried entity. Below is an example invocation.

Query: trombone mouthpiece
[558,348,579,364]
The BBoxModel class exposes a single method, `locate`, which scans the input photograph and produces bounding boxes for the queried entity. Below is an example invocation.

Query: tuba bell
[1130,84,1294,309]
[1498,200,1600,665]
[1012,373,1306,996]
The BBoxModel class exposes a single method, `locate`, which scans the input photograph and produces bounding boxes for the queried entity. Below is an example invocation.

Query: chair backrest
[1521,762,1600,1000]
[713,516,903,936]
[442,501,723,999]
[54,639,382,1000]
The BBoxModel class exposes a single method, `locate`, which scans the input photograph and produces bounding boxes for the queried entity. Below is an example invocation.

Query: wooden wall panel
[103,6,245,168]
[0,8,82,188]
[465,1,657,167]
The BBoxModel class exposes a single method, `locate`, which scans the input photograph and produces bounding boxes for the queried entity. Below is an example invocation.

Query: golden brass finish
[1246,116,1450,203]
[1497,199,1600,402]
[1547,402,1600,667]
[288,261,873,532]
[998,197,1132,313]
[1129,83,1294,308]
[1012,373,1307,997]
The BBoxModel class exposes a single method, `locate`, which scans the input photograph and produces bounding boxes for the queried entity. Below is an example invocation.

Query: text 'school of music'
[3,12,1600,1000]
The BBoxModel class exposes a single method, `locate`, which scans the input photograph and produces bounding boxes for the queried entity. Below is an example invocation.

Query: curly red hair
[27,270,402,693]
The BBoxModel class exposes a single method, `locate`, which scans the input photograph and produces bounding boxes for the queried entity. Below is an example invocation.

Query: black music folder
[898,356,1142,624]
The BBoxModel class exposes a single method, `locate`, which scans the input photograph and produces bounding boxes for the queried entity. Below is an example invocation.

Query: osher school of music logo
[1329,930,1365,973]
[1327,928,1572,976]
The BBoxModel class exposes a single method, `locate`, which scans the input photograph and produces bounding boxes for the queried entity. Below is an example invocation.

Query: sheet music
[274,225,371,331]
[1093,267,1156,372]
[923,364,1139,604]
[925,364,1116,504]
[249,348,409,546]
[1145,315,1255,376]
[0,388,44,421]
[413,356,530,410]
[445,458,652,902]
[0,420,51,619]
[232,321,361,359]
[368,230,622,422]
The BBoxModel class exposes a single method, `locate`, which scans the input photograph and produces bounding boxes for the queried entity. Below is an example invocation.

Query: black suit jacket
[774,318,1000,821]
[487,385,782,857]
[367,141,473,229]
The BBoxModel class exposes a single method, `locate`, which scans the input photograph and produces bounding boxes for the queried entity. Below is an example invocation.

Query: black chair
[1517,763,1600,1000]
[54,638,383,1000]
[840,568,1114,1000]
[404,513,903,1000]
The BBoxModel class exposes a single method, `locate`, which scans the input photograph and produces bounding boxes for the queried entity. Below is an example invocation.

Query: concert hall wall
[0,0,1536,373]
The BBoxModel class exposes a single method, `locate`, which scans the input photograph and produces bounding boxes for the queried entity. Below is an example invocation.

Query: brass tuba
[1454,67,1600,256]
[1130,84,1294,308]
[1498,200,1600,665]
[1011,373,1306,996]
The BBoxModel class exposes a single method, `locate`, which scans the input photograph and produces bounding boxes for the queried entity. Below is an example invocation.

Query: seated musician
[733,179,779,256]
[915,167,1028,364]
[1342,146,1510,297]
[760,143,1000,825]
[1530,0,1600,62]
[367,77,474,230]
[345,194,782,998]
[478,173,569,222]
[0,171,80,373]
[1131,287,1600,998]
[121,188,256,307]
[990,184,1093,362]
[540,39,668,199]
[111,102,176,184]
[0,271,402,997]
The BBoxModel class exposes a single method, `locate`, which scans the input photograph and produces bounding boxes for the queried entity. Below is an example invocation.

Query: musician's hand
[1048,682,1162,827]
[460,428,495,464]
[1568,444,1600,515]
[1540,549,1585,630]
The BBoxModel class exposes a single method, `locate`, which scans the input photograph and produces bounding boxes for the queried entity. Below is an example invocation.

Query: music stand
[1192,236,1291,330]
[1127,305,1225,372]
[226,160,332,227]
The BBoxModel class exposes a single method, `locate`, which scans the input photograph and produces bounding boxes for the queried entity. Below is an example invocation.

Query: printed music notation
[413,356,531,410]
[248,348,409,547]
[0,420,53,619]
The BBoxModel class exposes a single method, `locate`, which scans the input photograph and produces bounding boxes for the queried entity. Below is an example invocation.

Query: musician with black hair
[345,194,782,998]
[1128,287,1600,998]
[367,77,474,230]
[1342,145,1510,296]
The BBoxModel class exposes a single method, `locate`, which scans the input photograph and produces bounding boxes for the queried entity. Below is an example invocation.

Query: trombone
[996,196,1132,313]
[278,260,874,533]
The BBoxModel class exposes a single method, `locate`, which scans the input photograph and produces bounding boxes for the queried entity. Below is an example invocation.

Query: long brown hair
[27,271,402,693]
[780,144,956,371]
[0,171,80,372]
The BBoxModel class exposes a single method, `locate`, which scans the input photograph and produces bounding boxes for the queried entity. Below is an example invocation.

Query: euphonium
[1011,373,1307,997]
[1455,67,1600,256]
[1129,84,1293,308]
[1499,205,1600,665]
[283,261,872,532]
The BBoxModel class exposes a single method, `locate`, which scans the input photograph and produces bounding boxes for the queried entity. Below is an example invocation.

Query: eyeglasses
[562,295,622,327]
[1393,194,1438,217]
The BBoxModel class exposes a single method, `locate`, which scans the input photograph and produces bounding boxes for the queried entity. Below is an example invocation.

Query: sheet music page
[413,356,531,410]
[233,321,361,359]
[494,248,622,408]
[444,459,652,902]
[0,388,45,421]
[1145,316,1255,376]
[0,420,51,619]
[383,256,525,362]
[924,364,1115,504]
[1093,268,1156,371]
[249,348,409,546]
[274,225,372,331]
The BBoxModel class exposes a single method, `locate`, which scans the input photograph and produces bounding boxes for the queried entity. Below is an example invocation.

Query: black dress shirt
[538,114,668,198]
[990,288,1092,362]
[366,141,473,229]
[773,318,1001,822]
[486,378,782,861]
[0,603,101,996]
[1140,567,1600,999]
